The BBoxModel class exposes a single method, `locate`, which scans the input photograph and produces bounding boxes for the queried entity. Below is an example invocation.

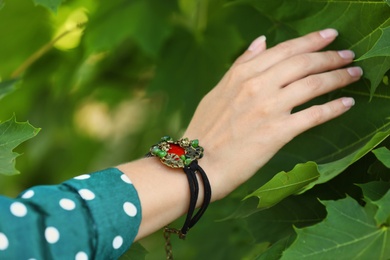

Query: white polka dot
[75,251,88,260]
[112,236,123,249]
[45,227,60,244]
[121,174,132,184]
[59,199,76,210]
[123,202,137,217]
[27,258,37,260]
[10,202,28,217]
[21,190,35,199]
[78,189,95,200]
[0,233,9,250]
[74,174,90,180]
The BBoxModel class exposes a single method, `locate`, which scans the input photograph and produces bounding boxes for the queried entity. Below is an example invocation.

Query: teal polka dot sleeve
[0,168,142,260]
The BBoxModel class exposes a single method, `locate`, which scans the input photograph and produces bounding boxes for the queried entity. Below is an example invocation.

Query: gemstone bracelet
[146,136,211,259]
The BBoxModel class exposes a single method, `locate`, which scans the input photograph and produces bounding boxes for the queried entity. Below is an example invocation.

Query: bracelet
[146,136,211,259]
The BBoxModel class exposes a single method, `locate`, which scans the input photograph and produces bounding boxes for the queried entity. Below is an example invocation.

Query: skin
[117,29,363,241]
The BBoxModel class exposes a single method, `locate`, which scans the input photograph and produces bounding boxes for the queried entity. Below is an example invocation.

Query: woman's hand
[184,29,362,200]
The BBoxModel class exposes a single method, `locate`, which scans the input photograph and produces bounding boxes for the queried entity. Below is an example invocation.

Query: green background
[1,0,390,259]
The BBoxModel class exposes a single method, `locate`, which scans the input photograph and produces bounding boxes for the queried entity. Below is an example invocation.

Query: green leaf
[244,162,319,207]
[360,182,390,226]
[371,189,390,226]
[225,194,327,260]
[359,181,390,201]
[373,147,390,168]
[256,236,294,260]
[281,197,390,260]
[247,127,390,209]
[367,159,390,181]
[244,195,326,244]
[242,242,270,260]
[302,129,390,190]
[0,116,40,175]
[32,0,62,12]
[361,56,390,97]
[358,26,390,60]
[0,79,19,100]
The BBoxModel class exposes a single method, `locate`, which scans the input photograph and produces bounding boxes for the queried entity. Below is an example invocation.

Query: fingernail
[347,66,363,77]
[338,50,355,59]
[342,97,355,108]
[248,35,266,51]
[319,28,339,39]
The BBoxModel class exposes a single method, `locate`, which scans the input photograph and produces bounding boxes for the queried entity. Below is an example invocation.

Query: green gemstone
[157,150,167,158]
[161,136,172,142]
[191,139,199,148]
[151,146,161,155]
[180,155,186,161]
[184,158,192,166]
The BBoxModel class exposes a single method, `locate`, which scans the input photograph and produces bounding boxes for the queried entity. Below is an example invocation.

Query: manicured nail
[319,28,339,39]
[342,97,355,108]
[347,66,363,77]
[338,50,355,59]
[248,35,266,51]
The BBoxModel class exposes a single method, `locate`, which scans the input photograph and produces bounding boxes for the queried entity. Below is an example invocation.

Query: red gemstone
[168,144,185,157]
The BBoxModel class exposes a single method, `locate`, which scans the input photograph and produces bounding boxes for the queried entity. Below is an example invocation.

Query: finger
[286,97,355,137]
[280,66,363,110]
[234,35,267,64]
[265,50,356,88]
[247,29,339,73]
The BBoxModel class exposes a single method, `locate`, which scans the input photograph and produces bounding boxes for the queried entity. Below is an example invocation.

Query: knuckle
[304,75,323,90]
[241,77,260,97]
[333,69,348,85]
[234,76,270,112]
[229,63,249,81]
[308,106,326,124]
[324,50,339,63]
[275,41,295,56]
[259,101,276,116]
[307,102,343,125]
[292,53,312,69]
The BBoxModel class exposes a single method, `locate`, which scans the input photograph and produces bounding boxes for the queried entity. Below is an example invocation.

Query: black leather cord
[180,164,199,237]
[180,160,211,237]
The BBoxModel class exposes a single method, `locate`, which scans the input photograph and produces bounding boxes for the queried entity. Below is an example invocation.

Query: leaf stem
[11,22,86,79]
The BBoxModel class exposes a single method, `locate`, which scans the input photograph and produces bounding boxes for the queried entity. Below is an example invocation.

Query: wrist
[144,136,212,240]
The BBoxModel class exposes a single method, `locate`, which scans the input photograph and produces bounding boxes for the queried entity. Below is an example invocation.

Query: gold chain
[163,227,174,260]
[163,227,186,259]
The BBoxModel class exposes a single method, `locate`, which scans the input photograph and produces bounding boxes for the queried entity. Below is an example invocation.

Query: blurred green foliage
[1,0,390,259]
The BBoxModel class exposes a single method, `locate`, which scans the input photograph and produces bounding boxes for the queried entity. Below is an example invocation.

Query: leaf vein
[300,230,383,257]
[258,176,319,193]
